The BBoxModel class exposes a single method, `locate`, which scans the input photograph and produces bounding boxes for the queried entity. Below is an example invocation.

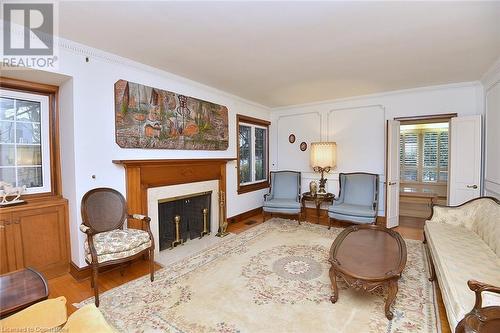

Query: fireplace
[158,191,212,250]
[113,158,234,258]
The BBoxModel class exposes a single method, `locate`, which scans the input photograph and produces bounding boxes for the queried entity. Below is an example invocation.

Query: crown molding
[270,81,482,112]
[481,57,500,90]
[56,37,271,111]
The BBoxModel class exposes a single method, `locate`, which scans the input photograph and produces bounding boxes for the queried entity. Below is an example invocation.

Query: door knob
[466,184,478,189]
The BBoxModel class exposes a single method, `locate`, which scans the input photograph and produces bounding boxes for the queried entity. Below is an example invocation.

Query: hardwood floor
[47,211,450,332]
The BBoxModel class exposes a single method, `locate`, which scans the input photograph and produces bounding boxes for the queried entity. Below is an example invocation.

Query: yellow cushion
[0,296,67,332]
[63,304,116,333]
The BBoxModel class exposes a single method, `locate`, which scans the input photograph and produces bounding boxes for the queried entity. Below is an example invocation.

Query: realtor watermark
[1,1,59,70]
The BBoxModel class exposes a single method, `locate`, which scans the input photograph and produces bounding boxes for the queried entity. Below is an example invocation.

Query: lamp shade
[310,142,337,169]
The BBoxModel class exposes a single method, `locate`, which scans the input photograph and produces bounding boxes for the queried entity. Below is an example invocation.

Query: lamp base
[318,176,328,195]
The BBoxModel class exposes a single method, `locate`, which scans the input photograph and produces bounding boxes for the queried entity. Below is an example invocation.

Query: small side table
[0,267,49,318]
[301,192,335,223]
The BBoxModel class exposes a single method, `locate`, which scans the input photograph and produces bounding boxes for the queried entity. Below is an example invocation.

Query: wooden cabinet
[0,198,69,278]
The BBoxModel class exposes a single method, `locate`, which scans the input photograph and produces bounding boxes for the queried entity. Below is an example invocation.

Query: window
[0,89,51,194]
[237,114,270,194]
[400,123,448,183]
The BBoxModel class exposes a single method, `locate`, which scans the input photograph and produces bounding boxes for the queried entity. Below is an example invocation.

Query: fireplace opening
[158,191,212,251]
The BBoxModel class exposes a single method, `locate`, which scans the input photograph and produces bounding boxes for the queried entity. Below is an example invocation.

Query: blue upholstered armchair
[328,172,379,227]
[263,171,302,222]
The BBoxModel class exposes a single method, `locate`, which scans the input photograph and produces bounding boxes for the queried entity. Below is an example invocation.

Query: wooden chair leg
[328,217,332,230]
[92,264,99,307]
[297,212,301,225]
[149,248,155,282]
[263,211,267,222]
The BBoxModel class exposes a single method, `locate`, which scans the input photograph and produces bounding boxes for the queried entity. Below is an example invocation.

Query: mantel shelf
[113,158,236,166]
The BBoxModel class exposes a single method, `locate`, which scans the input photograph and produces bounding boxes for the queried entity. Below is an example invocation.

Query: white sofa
[424,196,500,331]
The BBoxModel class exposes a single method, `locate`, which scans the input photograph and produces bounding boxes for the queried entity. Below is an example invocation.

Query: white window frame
[239,122,268,186]
[0,89,51,194]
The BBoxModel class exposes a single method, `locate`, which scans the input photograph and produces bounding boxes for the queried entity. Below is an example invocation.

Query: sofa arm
[468,280,500,309]
[427,204,475,229]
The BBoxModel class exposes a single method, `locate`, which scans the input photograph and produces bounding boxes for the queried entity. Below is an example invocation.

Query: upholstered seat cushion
[424,222,500,329]
[263,199,301,209]
[84,229,151,264]
[328,202,376,218]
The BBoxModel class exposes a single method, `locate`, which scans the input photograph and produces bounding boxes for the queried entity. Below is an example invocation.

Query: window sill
[238,181,269,195]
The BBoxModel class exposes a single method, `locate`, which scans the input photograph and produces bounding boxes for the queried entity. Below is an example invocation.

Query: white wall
[270,82,484,215]
[6,38,270,267]
[482,58,500,200]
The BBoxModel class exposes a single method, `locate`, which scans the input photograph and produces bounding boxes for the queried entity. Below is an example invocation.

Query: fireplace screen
[158,191,212,250]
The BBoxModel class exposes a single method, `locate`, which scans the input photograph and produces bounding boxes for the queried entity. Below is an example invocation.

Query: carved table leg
[329,266,338,303]
[315,199,321,224]
[385,279,398,320]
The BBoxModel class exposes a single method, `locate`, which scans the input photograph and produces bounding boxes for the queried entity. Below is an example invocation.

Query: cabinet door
[12,204,69,278]
[0,219,8,274]
[0,215,22,273]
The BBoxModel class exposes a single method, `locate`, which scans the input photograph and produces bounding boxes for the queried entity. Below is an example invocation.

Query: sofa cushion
[0,296,68,331]
[425,222,500,328]
[328,202,376,218]
[63,304,116,333]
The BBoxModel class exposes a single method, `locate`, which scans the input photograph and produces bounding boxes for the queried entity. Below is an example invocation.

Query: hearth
[158,191,212,250]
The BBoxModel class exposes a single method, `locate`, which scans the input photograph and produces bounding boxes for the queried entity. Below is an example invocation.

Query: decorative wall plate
[300,142,307,151]
[288,134,296,143]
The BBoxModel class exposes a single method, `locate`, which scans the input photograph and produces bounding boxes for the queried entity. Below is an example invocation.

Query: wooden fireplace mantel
[113,158,236,229]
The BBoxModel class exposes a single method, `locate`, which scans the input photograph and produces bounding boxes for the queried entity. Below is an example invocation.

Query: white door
[386,120,400,228]
[448,116,482,205]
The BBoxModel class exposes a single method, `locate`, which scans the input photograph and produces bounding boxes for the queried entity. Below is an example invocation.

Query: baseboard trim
[227,207,263,224]
[69,261,91,281]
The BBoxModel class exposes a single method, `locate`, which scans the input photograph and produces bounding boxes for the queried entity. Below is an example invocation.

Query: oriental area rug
[77,218,439,333]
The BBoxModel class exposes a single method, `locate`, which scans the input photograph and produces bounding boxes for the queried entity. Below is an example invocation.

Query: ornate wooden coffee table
[329,224,407,320]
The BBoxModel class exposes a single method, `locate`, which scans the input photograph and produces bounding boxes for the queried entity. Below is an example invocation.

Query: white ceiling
[59,1,500,107]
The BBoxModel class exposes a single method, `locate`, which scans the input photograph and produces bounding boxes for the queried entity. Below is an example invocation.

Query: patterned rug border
[76,218,441,333]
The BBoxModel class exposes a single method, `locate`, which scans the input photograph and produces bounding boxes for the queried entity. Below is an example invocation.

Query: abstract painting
[114,80,229,150]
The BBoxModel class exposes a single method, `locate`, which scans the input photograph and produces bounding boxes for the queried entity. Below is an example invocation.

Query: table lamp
[310,142,337,196]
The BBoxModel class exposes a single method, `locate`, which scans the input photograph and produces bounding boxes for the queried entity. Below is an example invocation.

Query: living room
[0,1,499,333]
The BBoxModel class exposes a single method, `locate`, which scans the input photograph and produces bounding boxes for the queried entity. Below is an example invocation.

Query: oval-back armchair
[80,188,155,306]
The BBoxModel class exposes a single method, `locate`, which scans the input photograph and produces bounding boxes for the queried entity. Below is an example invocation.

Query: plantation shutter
[423,132,438,181]
[438,131,449,181]
[399,128,448,183]
[400,132,419,181]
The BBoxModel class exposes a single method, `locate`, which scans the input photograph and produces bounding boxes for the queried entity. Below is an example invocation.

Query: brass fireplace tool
[171,215,184,248]
[216,190,229,237]
[200,207,210,238]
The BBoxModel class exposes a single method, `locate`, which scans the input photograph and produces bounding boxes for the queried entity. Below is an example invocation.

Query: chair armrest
[467,280,500,310]
[128,214,154,250]
[129,214,151,223]
[79,224,96,235]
